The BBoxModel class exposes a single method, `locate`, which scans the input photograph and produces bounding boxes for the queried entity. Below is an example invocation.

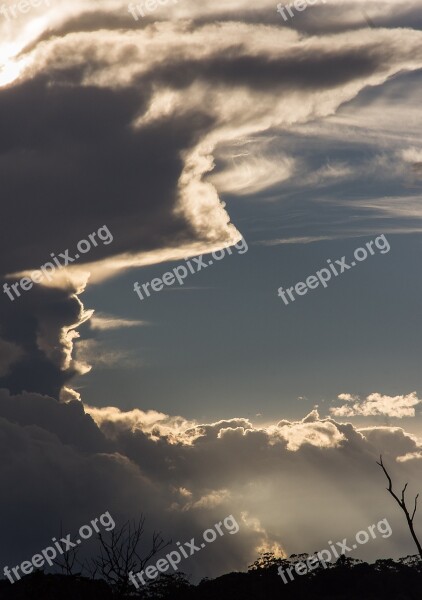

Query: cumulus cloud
[85,404,197,440]
[331,392,422,418]
[276,410,346,451]
[1,393,422,576]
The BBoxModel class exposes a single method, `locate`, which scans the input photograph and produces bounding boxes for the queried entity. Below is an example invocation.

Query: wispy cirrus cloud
[75,339,141,370]
[89,313,148,331]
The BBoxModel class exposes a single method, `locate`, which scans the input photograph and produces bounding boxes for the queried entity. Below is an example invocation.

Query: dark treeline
[1,553,422,599]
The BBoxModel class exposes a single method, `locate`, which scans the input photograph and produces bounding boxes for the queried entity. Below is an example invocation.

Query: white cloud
[331,392,422,418]
[85,404,197,440]
[303,161,355,186]
[275,410,346,451]
[208,138,295,196]
[75,339,140,370]
[90,312,148,330]
[401,147,422,163]
[338,393,359,402]
[259,234,345,246]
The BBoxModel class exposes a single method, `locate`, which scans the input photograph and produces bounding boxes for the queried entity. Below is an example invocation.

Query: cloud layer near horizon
[1,390,422,577]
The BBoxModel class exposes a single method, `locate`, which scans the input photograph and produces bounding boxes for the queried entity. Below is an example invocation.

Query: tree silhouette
[377,455,422,557]
[89,517,170,596]
[53,522,84,577]
[248,551,283,572]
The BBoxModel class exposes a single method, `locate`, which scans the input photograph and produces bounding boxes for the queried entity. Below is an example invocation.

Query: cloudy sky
[1,0,422,583]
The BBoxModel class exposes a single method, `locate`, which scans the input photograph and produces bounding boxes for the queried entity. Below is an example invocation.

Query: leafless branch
[377,455,422,557]
[89,516,170,595]
[52,522,83,576]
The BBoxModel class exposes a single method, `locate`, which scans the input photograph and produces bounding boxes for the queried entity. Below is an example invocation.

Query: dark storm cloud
[0,0,420,403]
[1,394,422,575]
[0,75,215,278]
[0,389,108,452]
[0,0,421,588]
[0,284,83,398]
[0,35,383,400]
[0,392,254,577]
[0,71,215,398]
[0,404,171,571]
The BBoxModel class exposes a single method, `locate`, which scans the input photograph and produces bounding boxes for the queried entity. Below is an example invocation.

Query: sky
[0,0,422,584]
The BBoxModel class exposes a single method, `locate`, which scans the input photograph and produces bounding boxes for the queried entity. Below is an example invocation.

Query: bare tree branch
[377,455,422,558]
[89,517,170,596]
[52,522,85,577]
[412,494,419,522]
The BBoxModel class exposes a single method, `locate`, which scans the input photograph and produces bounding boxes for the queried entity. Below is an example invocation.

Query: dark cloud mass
[0,76,210,275]
[1,392,422,575]
[1,14,420,397]
[0,0,421,583]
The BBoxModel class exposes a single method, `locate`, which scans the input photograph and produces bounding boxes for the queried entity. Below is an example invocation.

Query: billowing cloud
[1,393,422,577]
[0,282,90,398]
[331,392,422,418]
[276,410,346,450]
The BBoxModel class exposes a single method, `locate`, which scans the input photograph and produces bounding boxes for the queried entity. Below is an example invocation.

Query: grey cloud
[0,72,216,398]
[147,46,386,92]
[0,339,23,377]
[1,395,422,576]
[1,1,420,403]
[0,76,213,278]
[1,2,421,578]
[192,1,422,35]
[0,389,108,452]
[0,284,84,398]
